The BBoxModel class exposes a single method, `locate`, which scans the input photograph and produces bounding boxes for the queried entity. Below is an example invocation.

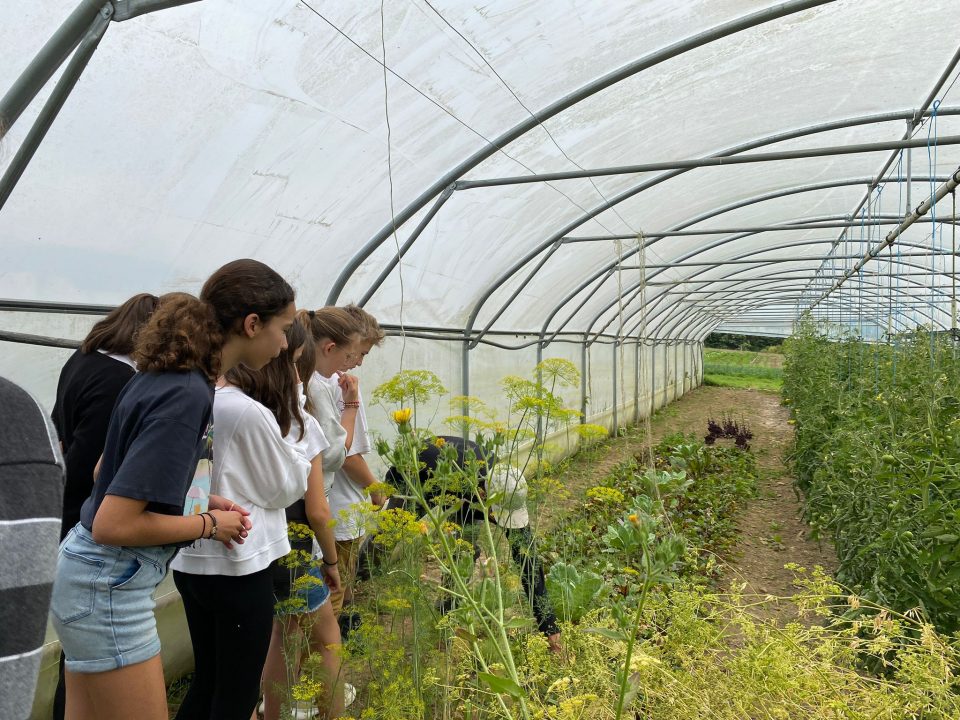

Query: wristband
[198,513,207,540]
[201,512,218,540]
[342,401,360,409]
[322,557,339,566]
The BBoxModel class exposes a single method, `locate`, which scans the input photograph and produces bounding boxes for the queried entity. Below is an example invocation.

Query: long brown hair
[297,307,361,347]
[81,293,160,354]
[201,259,295,335]
[133,293,221,381]
[341,304,385,346]
[227,321,307,439]
[294,326,318,417]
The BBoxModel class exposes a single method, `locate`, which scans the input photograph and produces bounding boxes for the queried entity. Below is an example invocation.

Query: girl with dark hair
[50,259,297,720]
[50,292,159,720]
[250,324,347,720]
[53,292,159,542]
[170,318,317,719]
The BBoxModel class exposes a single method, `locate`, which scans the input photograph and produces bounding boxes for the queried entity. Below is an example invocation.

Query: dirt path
[549,385,836,621]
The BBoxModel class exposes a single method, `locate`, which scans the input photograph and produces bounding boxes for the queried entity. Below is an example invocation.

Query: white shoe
[344,682,356,708]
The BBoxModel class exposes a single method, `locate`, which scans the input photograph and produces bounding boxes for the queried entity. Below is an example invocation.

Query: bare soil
[549,385,836,622]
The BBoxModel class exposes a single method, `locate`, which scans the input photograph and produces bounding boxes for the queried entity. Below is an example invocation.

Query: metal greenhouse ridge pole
[454,136,960,188]
[808,166,960,311]
[325,0,836,306]
[0,0,104,135]
[0,5,113,211]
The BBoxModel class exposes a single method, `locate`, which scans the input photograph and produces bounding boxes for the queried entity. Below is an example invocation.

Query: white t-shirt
[317,373,373,541]
[287,384,332,495]
[306,372,348,476]
[171,386,311,576]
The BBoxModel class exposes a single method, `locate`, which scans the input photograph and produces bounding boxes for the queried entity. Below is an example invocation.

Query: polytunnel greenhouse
[3,0,960,718]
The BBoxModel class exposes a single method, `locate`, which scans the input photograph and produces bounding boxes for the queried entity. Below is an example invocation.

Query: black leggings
[173,568,275,720]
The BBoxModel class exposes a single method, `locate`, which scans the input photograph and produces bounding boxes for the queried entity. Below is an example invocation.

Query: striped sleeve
[0,377,64,720]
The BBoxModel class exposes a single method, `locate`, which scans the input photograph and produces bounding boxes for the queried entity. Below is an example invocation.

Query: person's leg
[329,537,359,615]
[506,526,560,641]
[304,601,344,719]
[261,616,304,720]
[340,536,362,607]
[209,568,276,719]
[172,571,218,720]
[65,656,167,720]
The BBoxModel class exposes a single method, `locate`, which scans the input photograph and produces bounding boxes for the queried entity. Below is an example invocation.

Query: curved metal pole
[358,186,454,306]
[622,251,955,340]
[580,206,952,343]
[0,0,104,135]
[466,108,960,344]
[563,212,897,345]
[325,0,833,307]
[656,273,947,340]
[616,238,955,341]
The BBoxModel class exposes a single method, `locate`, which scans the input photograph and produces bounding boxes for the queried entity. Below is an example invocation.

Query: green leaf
[584,627,627,641]
[478,672,525,699]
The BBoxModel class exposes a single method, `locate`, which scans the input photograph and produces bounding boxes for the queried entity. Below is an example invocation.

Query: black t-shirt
[52,349,136,539]
[79,369,214,531]
[386,435,494,524]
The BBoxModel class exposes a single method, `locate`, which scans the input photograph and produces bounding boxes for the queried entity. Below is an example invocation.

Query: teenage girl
[169,326,316,717]
[50,292,159,720]
[49,259,296,720]
[254,322,346,720]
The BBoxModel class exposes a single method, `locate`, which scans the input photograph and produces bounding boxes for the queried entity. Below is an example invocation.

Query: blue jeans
[50,524,176,673]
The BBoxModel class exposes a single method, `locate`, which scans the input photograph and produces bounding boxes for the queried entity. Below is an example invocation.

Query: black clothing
[52,349,135,540]
[173,568,276,720]
[79,369,214,529]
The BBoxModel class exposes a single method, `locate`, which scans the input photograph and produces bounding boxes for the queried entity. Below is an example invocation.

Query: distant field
[703,348,784,391]
[703,348,784,369]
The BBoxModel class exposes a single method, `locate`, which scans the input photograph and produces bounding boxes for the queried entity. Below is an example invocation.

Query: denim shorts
[271,557,330,616]
[50,524,177,673]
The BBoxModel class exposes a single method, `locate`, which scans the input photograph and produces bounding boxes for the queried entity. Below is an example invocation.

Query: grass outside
[703,349,784,392]
[703,373,782,392]
[704,348,784,369]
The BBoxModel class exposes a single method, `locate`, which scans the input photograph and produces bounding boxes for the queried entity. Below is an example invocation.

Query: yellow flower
[433,436,446,448]
[586,486,624,505]
[628,513,639,525]
[392,408,413,424]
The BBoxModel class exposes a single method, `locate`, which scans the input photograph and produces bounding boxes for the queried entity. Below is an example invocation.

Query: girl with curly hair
[49,260,297,720]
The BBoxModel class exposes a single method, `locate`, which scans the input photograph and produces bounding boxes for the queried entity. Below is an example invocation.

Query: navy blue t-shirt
[79,369,214,530]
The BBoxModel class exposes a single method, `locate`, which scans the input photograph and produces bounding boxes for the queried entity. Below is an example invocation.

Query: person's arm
[92,495,246,547]
[342,454,384,507]
[226,403,311,509]
[302,455,341,593]
[337,373,360,451]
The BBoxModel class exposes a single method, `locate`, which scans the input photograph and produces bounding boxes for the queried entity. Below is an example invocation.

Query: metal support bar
[612,341,618,432]
[358,187,454,306]
[0,0,104,135]
[808,166,960,310]
[326,0,835,306]
[111,0,201,22]
[0,4,112,211]
[456,135,960,189]
[579,335,588,427]
[562,216,958,241]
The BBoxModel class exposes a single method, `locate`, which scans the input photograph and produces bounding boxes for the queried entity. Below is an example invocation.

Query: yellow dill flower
[287,521,314,540]
[290,677,324,702]
[392,408,413,424]
[585,486,624,505]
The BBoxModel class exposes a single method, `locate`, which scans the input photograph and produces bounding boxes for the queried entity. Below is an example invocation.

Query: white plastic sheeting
[2,0,960,404]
